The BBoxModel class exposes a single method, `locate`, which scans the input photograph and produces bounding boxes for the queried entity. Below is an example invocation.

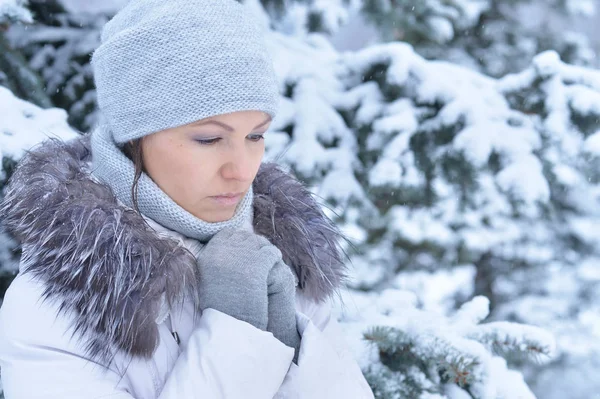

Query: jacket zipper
[148,314,180,396]
[167,314,180,345]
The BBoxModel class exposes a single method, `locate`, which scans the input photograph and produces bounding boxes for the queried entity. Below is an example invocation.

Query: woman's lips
[209,193,242,207]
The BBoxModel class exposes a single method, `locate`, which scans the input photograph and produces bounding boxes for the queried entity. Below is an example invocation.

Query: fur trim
[0,133,347,364]
[252,163,347,302]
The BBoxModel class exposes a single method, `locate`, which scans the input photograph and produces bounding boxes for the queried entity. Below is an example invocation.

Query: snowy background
[1,0,600,398]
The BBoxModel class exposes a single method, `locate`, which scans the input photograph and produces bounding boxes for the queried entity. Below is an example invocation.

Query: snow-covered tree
[5,0,106,131]
[342,291,554,398]
[360,0,598,77]
[261,28,600,396]
[3,1,600,397]
[249,0,360,35]
[0,0,31,25]
[0,0,51,108]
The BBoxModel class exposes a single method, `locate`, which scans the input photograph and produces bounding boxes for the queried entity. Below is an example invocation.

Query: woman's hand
[267,259,301,362]
[196,227,282,330]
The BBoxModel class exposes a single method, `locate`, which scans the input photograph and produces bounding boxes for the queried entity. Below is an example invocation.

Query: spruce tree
[261,30,600,396]
[361,0,597,77]
[5,0,107,131]
[0,0,50,107]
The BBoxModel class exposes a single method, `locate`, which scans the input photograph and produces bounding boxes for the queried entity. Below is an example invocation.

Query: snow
[565,0,596,17]
[458,0,490,24]
[372,104,418,140]
[260,0,360,36]
[0,86,78,169]
[427,16,454,44]
[567,84,600,116]
[259,30,600,397]
[369,158,402,187]
[4,2,600,396]
[496,154,550,208]
[60,0,128,14]
[320,166,365,207]
[389,206,456,248]
[333,288,553,398]
[0,0,31,23]
[393,266,476,314]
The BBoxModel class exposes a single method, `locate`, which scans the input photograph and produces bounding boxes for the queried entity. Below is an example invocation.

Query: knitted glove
[196,227,283,330]
[267,259,301,363]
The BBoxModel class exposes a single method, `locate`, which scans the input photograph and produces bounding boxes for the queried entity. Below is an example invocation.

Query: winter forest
[1,0,600,398]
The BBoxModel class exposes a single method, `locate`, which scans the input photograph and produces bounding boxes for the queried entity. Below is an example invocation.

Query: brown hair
[121,139,145,214]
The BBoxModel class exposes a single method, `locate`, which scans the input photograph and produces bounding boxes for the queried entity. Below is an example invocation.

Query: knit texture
[90,123,254,242]
[195,227,283,330]
[267,258,302,363]
[90,0,280,143]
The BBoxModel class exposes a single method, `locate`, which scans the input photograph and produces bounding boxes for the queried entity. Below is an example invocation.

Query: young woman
[0,0,374,398]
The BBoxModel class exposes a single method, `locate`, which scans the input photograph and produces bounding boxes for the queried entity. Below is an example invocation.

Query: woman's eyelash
[195,134,265,145]
[196,137,220,145]
[248,134,265,142]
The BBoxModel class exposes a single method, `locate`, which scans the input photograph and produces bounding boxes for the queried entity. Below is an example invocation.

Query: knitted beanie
[90,0,280,143]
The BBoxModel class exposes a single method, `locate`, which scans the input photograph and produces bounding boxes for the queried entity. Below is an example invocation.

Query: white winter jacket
[0,269,372,398]
[0,135,374,398]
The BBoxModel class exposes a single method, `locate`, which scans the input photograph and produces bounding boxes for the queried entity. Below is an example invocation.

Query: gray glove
[267,259,301,363]
[196,227,283,330]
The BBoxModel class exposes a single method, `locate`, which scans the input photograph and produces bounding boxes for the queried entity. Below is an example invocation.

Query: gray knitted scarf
[90,123,254,242]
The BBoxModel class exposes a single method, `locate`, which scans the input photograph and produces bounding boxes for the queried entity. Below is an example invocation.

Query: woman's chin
[194,208,236,223]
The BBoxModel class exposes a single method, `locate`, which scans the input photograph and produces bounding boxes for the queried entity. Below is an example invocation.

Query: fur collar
[0,134,347,364]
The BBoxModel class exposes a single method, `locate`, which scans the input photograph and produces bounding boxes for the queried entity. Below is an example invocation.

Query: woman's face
[140,110,270,223]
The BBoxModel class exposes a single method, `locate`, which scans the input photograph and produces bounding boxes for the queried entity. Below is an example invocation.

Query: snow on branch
[360,294,555,398]
[0,0,31,25]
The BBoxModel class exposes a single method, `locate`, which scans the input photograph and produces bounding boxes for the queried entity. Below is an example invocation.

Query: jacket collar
[1,134,347,364]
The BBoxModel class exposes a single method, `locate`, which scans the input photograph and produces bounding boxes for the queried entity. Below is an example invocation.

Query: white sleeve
[274,297,375,398]
[0,274,295,399]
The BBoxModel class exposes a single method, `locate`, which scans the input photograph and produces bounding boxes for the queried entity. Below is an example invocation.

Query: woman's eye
[194,134,264,145]
[195,138,221,145]
[248,134,265,142]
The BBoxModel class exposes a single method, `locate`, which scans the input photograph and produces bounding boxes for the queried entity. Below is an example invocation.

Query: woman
[0,0,374,398]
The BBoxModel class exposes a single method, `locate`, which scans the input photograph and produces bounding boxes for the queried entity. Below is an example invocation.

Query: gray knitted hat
[90,0,280,143]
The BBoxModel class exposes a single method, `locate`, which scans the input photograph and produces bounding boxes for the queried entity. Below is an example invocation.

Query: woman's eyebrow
[253,117,272,129]
[192,117,272,132]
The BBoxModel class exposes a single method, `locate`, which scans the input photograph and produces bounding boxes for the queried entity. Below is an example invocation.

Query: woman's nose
[220,146,255,182]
